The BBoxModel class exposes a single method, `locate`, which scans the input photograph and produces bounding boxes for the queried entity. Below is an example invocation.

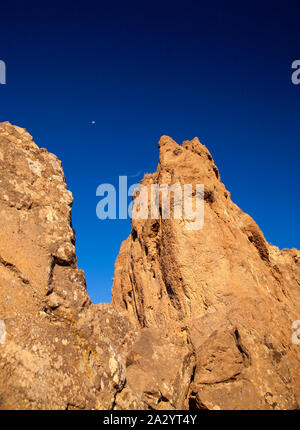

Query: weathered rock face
[0,122,192,410]
[112,135,300,410]
[0,122,130,409]
[0,123,299,410]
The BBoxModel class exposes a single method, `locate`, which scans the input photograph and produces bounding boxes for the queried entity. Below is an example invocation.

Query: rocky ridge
[0,122,299,409]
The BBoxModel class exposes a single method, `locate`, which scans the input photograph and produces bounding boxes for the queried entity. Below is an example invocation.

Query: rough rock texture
[0,122,300,410]
[112,135,300,410]
[0,122,192,410]
[0,122,130,409]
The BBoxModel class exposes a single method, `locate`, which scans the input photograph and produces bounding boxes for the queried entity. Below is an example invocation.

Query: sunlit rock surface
[0,122,300,409]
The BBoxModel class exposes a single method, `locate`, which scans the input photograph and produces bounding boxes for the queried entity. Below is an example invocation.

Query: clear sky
[0,0,300,303]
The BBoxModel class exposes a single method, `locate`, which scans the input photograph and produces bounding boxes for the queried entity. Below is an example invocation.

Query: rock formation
[0,122,299,410]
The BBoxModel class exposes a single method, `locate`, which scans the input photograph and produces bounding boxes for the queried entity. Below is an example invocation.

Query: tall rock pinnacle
[112,135,300,409]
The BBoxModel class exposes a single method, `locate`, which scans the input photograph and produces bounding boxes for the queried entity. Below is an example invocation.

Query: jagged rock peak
[0,126,300,410]
[0,125,196,410]
[112,135,300,410]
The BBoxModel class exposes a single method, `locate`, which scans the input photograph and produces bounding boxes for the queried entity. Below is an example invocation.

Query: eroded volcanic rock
[0,122,132,409]
[0,122,191,410]
[0,123,299,410]
[112,135,300,410]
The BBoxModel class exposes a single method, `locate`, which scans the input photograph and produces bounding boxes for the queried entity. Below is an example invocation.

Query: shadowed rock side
[0,123,299,410]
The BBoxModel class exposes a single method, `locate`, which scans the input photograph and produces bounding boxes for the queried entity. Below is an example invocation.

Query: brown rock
[115,328,195,410]
[1,122,300,410]
[112,135,300,410]
[0,122,127,409]
[0,122,191,410]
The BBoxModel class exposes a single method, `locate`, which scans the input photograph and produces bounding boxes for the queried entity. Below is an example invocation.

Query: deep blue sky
[0,1,299,303]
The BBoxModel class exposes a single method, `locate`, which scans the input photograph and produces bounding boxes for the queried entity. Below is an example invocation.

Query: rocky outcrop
[112,135,300,410]
[0,122,130,409]
[0,122,299,410]
[0,122,192,410]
